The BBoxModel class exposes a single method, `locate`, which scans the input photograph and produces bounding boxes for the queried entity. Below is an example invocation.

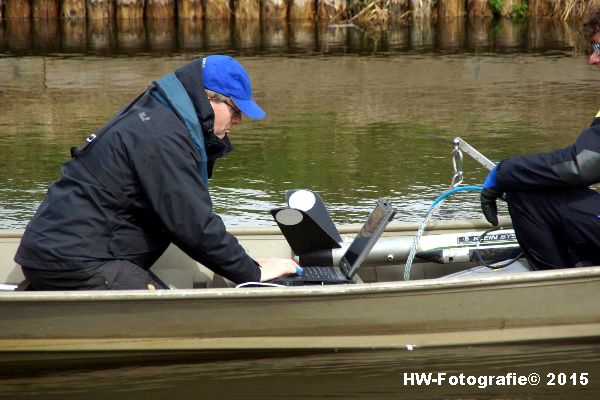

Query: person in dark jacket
[480,9,600,270]
[15,55,299,290]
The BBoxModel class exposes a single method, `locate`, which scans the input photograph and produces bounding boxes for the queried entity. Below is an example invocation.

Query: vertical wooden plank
[411,0,435,19]
[178,0,202,19]
[289,19,316,49]
[289,0,315,20]
[32,0,59,18]
[317,0,346,21]
[262,0,287,20]
[234,19,260,49]
[0,0,5,19]
[501,0,515,17]
[388,0,409,19]
[33,17,59,51]
[178,17,203,49]
[116,18,145,50]
[115,0,143,19]
[87,0,114,20]
[62,18,87,50]
[528,0,550,17]
[146,0,175,19]
[5,0,31,18]
[496,17,524,48]
[147,18,176,50]
[437,0,464,18]
[62,0,86,19]
[235,0,260,20]
[205,0,230,19]
[262,18,286,48]
[204,18,231,47]
[6,17,32,51]
[88,17,115,51]
[466,0,492,18]
[466,17,492,48]
[438,16,465,49]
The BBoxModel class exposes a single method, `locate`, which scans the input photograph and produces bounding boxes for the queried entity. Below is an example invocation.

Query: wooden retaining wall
[0,0,595,21]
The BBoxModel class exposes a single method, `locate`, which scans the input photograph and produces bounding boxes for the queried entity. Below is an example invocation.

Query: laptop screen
[339,200,394,277]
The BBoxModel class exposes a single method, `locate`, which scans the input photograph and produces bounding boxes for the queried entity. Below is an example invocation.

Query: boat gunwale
[2,265,599,303]
[0,218,512,238]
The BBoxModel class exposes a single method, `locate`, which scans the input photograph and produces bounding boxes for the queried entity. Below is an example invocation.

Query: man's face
[589,31,600,69]
[210,98,242,140]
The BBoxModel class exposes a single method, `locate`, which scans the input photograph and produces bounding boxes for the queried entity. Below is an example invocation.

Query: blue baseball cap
[202,55,265,120]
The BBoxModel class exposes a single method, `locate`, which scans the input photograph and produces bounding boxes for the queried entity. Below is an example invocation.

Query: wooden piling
[411,0,435,19]
[261,18,286,48]
[62,18,87,50]
[234,0,260,20]
[317,0,346,21]
[438,16,465,49]
[528,0,551,17]
[388,0,409,19]
[87,0,114,20]
[5,0,31,18]
[116,18,145,50]
[437,0,465,17]
[178,18,203,49]
[147,18,176,50]
[289,0,315,20]
[234,18,261,48]
[288,20,315,48]
[146,0,175,19]
[262,0,287,20]
[204,0,230,19]
[496,17,524,47]
[33,17,59,51]
[6,17,32,50]
[204,18,231,46]
[178,0,202,19]
[88,18,115,51]
[466,0,492,18]
[115,0,144,19]
[32,0,59,18]
[466,17,492,47]
[61,0,86,19]
[501,0,516,17]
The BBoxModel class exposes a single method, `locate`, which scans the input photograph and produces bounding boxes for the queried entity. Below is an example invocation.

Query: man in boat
[14,55,299,290]
[479,9,600,270]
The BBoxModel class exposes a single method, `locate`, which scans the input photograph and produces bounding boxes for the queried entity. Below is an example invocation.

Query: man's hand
[256,257,302,282]
[480,165,503,226]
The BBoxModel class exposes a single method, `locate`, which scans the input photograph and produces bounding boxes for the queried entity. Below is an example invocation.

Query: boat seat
[442,259,533,279]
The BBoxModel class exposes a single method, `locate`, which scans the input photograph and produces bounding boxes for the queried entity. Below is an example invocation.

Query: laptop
[270,199,396,286]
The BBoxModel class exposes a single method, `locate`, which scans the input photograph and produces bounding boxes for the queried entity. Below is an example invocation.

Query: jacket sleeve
[130,126,261,284]
[496,125,600,191]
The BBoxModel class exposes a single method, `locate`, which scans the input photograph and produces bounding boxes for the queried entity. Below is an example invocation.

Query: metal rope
[403,140,464,281]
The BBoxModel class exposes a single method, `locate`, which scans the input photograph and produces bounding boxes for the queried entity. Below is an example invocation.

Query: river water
[1,17,600,398]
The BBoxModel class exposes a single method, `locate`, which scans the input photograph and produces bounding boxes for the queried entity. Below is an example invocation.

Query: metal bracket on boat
[453,137,496,171]
[451,139,464,187]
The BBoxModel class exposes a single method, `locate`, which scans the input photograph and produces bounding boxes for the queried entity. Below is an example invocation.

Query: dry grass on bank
[550,0,600,20]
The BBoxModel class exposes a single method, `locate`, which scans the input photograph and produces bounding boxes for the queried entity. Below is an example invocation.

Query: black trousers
[21,260,161,290]
[507,188,600,270]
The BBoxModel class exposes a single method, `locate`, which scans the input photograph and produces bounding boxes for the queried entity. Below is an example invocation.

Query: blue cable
[429,185,483,210]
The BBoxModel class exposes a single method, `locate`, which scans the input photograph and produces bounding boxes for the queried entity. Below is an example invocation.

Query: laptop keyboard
[302,266,345,281]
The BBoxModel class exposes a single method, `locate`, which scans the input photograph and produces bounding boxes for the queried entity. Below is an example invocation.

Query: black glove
[480,187,504,226]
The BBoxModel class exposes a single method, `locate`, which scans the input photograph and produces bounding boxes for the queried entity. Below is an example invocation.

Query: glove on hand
[480,165,503,226]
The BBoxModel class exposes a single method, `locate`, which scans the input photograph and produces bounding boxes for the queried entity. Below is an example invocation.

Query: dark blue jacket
[15,58,261,284]
[496,118,600,191]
